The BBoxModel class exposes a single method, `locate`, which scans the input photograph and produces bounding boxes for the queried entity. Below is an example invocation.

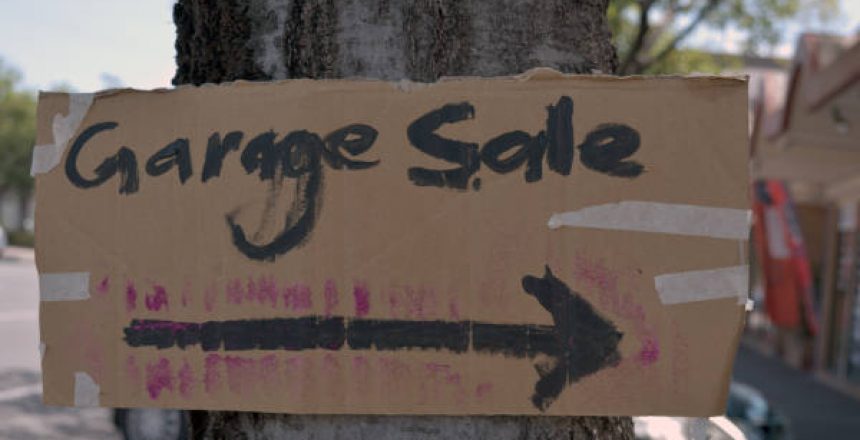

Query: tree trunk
[172,0,632,438]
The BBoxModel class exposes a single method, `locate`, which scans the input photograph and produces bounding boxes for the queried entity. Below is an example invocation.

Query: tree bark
[173,0,632,438]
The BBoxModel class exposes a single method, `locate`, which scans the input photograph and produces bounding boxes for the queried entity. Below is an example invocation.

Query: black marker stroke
[123,267,621,411]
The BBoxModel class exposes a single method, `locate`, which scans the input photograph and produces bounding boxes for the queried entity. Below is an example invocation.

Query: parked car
[634,416,754,440]
[726,382,791,440]
[634,381,790,440]
[114,408,188,440]
[0,225,7,258]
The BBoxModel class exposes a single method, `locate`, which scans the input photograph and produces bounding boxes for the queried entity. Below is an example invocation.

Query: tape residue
[39,342,46,361]
[31,93,95,175]
[73,372,100,407]
[548,201,751,240]
[655,265,749,305]
[39,272,90,301]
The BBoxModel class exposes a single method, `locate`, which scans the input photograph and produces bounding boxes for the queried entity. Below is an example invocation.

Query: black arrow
[521,266,623,410]
[122,266,622,411]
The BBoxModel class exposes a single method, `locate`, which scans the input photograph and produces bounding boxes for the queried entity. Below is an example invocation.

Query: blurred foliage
[646,49,743,74]
[0,58,37,193]
[8,229,34,247]
[610,0,840,74]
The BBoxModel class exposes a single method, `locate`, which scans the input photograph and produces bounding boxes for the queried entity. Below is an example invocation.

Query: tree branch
[619,0,656,75]
[638,0,722,73]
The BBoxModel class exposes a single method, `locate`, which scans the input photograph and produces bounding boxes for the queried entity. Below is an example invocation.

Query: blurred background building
[748,31,860,395]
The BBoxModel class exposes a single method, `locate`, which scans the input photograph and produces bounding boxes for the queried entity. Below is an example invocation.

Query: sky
[0,0,858,93]
[0,0,176,91]
[688,0,860,58]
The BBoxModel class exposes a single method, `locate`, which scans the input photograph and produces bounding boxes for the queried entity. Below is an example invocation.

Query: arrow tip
[522,265,623,411]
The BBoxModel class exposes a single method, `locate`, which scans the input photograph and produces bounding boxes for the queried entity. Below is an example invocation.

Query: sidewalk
[3,246,34,261]
[0,370,117,440]
[732,344,860,439]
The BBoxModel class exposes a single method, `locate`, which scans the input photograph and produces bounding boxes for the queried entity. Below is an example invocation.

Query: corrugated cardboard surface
[35,72,748,415]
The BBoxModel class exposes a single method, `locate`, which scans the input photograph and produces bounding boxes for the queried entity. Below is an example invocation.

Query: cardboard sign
[34,71,749,415]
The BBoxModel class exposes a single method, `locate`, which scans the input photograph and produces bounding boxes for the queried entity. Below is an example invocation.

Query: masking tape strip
[655,265,749,305]
[73,372,100,407]
[31,93,94,175]
[39,272,90,301]
[548,201,751,240]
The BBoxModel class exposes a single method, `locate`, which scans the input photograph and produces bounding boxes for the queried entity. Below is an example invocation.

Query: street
[2,246,860,439]
[0,247,118,439]
[732,344,860,439]
[0,247,38,372]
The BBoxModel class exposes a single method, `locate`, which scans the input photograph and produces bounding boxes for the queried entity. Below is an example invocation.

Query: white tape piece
[655,266,749,305]
[31,93,95,175]
[39,342,46,361]
[548,201,751,240]
[39,272,90,301]
[73,372,100,407]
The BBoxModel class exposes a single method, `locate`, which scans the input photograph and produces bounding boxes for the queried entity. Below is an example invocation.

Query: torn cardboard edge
[56,69,748,100]
[654,265,749,305]
[39,272,90,301]
[548,201,751,240]
[73,372,100,407]
[31,93,94,176]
